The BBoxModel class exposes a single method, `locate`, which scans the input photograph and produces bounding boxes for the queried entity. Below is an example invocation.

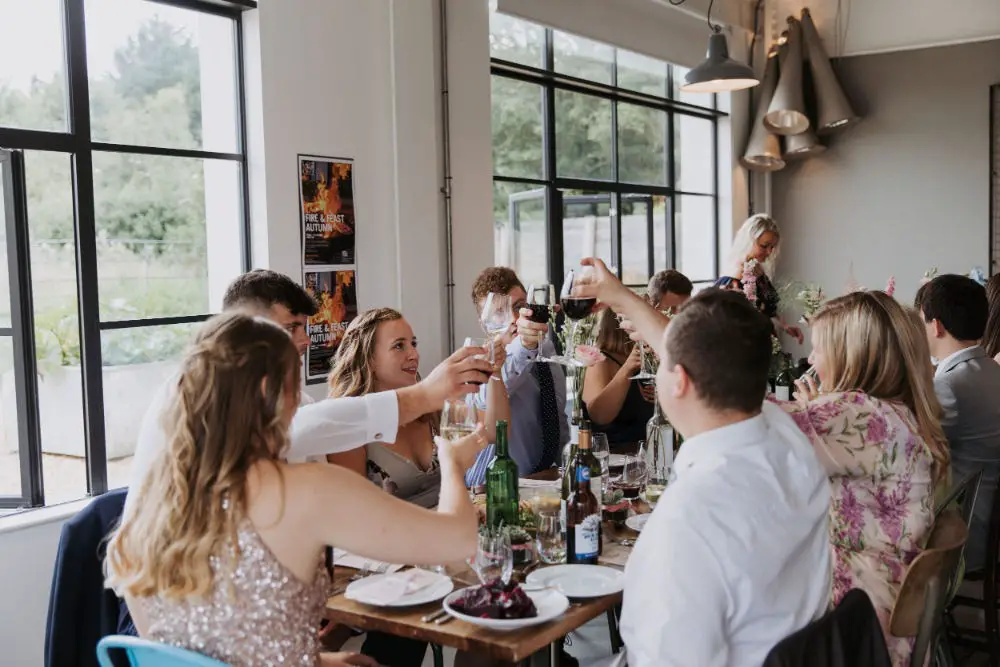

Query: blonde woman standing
[715,214,804,343]
[106,313,484,667]
[781,291,948,667]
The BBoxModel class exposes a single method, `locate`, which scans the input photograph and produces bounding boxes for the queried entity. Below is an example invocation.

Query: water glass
[473,527,514,584]
[591,432,610,488]
[535,511,566,564]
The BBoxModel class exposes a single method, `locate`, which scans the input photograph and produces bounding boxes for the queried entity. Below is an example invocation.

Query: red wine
[561,297,596,320]
[615,482,643,499]
[527,304,550,323]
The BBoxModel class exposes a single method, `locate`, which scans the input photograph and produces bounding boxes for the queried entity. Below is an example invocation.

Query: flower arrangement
[884,275,896,297]
[795,284,825,324]
[549,310,598,357]
[742,259,759,306]
[573,344,605,367]
[969,267,987,286]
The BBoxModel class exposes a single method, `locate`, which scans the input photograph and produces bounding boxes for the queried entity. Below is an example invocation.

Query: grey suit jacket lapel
[939,346,987,375]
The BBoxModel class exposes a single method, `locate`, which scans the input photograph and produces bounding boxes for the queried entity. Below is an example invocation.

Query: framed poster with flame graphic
[299,155,355,266]
[305,270,358,381]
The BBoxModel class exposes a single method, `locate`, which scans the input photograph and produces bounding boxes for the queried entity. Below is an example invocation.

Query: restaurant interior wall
[772,39,1000,357]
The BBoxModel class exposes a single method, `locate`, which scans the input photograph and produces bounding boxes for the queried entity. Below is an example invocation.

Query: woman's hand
[320,652,380,667]
[793,374,820,407]
[639,381,657,404]
[784,323,805,344]
[621,345,642,377]
[435,423,488,472]
[490,336,507,375]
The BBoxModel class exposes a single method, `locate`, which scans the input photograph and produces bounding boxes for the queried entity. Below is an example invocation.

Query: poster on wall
[305,270,358,382]
[299,155,356,266]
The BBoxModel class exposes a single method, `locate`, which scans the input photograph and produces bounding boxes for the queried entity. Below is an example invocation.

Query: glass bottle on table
[644,397,673,506]
[485,420,519,529]
[566,431,602,564]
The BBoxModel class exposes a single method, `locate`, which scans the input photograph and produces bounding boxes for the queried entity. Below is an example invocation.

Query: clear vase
[643,384,673,505]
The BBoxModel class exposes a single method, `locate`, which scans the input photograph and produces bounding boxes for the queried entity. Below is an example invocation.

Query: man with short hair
[127,269,491,501]
[574,258,831,667]
[465,267,568,485]
[916,274,1000,570]
[646,269,693,311]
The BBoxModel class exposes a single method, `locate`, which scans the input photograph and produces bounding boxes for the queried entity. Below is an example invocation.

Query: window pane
[24,152,88,504]
[92,152,243,322]
[555,91,612,181]
[86,0,238,153]
[676,195,715,281]
[561,190,613,273]
[675,114,714,194]
[103,322,200,491]
[621,195,656,286]
[554,32,612,84]
[0,0,68,132]
[492,77,543,180]
[489,9,544,68]
[616,50,667,97]
[493,181,546,287]
[653,197,669,274]
[0,336,19,497]
[618,103,667,186]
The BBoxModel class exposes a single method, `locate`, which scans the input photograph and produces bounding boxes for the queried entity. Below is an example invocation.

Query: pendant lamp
[800,8,860,133]
[681,0,759,94]
[764,17,810,135]
[784,128,827,159]
[741,47,785,171]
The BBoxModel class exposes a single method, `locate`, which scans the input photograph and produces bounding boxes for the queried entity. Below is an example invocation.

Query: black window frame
[490,19,727,292]
[0,0,257,510]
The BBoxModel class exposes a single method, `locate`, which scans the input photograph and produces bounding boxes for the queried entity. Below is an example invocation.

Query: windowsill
[0,497,93,536]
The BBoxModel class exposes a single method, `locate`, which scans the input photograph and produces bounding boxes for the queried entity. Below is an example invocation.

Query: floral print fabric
[778,391,935,667]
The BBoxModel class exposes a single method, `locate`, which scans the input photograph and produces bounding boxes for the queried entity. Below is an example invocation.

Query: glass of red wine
[539,269,595,366]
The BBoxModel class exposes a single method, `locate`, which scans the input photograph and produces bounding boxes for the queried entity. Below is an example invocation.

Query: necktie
[532,362,562,471]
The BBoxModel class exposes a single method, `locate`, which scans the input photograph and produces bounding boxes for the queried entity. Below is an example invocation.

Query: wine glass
[540,269,595,366]
[524,283,555,351]
[480,292,513,367]
[472,527,514,584]
[620,446,648,500]
[441,396,478,442]
[591,432,610,492]
[535,511,566,564]
[463,337,489,387]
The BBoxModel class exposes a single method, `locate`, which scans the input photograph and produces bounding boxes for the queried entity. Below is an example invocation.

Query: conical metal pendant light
[800,8,859,133]
[741,47,785,171]
[681,0,759,94]
[784,128,826,159]
[764,17,810,135]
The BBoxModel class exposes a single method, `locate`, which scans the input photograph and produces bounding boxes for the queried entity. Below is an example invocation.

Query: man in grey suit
[917,274,1000,570]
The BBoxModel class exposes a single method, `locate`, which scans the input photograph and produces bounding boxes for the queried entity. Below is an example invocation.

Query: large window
[490,9,726,290]
[0,0,254,510]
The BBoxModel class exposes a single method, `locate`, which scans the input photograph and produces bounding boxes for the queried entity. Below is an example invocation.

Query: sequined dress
[136,521,331,666]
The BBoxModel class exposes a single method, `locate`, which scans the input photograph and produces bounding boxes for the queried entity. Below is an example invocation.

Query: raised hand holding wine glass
[480,292,514,370]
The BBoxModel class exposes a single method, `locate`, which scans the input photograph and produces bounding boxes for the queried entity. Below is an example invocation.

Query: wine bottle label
[575,466,591,484]
[776,385,791,401]
[573,514,601,559]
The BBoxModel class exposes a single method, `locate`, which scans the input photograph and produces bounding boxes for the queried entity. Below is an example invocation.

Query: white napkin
[350,569,441,605]
[519,478,559,489]
[332,549,405,574]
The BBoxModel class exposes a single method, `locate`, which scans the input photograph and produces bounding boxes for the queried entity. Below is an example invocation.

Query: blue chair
[96,636,228,667]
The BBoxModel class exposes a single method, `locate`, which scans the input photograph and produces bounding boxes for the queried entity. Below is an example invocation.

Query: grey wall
[773,40,1000,317]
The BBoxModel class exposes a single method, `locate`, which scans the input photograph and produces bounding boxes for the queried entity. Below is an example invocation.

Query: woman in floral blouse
[781,290,949,667]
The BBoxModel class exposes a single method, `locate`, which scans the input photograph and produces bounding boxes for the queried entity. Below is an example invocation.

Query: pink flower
[574,344,606,367]
[885,275,896,297]
[741,260,758,305]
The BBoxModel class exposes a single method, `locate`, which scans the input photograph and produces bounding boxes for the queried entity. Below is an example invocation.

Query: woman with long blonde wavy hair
[327,308,509,507]
[105,312,482,667]
[781,290,947,667]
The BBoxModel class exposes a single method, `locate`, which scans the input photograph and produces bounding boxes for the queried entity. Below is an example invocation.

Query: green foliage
[0,17,211,369]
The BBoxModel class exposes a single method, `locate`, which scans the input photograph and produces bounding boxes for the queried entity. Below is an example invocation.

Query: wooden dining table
[324,470,648,666]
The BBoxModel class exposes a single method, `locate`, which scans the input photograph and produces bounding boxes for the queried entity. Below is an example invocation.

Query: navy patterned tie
[532,362,562,470]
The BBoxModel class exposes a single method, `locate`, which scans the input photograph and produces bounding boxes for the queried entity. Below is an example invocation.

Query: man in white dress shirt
[574,259,831,667]
[127,269,491,507]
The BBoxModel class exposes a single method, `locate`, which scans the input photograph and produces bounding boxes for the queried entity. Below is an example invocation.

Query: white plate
[608,454,628,468]
[625,514,649,532]
[345,571,454,608]
[442,586,570,631]
[526,564,625,599]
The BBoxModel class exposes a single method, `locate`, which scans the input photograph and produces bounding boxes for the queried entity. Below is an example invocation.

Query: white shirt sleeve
[621,509,731,667]
[287,391,400,460]
[503,336,539,393]
[124,378,174,513]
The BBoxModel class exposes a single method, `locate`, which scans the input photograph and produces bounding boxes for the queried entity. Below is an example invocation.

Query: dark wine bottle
[566,433,602,565]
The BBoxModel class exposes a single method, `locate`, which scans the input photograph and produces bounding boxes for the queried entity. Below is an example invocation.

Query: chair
[948,470,1000,665]
[96,636,228,667]
[763,588,891,667]
[935,470,982,599]
[890,508,968,667]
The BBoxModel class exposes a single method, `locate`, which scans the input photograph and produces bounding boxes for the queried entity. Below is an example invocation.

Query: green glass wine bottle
[486,420,519,528]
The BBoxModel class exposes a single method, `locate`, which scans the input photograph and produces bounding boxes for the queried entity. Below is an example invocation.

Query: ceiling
[767,0,1000,57]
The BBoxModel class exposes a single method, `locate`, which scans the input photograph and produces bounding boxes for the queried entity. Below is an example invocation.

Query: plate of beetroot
[442,579,570,631]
